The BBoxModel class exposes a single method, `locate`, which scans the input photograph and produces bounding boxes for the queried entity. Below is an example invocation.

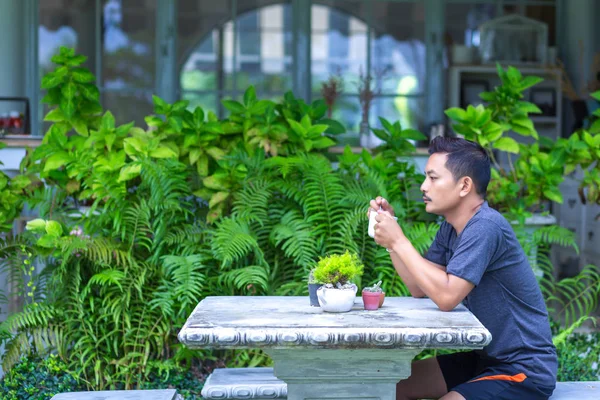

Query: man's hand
[374,212,407,250]
[368,196,395,217]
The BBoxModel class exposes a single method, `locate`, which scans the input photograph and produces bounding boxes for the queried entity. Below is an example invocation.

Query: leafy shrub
[312,251,364,286]
[0,354,81,400]
[556,332,600,382]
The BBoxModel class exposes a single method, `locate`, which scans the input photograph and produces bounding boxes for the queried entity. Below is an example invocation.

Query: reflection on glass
[370,96,423,130]
[370,2,425,96]
[445,4,496,47]
[39,0,96,78]
[182,92,218,117]
[311,3,368,94]
[180,1,292,115]
[102,0,155,89]
[102,91,154,127]
[330,95,361,135]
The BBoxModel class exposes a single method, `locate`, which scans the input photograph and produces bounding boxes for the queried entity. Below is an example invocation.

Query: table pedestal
[266,349,420,400]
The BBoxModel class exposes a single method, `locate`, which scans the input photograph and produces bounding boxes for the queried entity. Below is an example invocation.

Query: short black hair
[428,137,491,197]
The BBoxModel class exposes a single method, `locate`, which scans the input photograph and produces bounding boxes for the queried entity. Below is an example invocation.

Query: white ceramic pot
[317,284,358,313]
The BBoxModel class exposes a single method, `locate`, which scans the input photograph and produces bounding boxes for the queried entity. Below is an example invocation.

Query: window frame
[26,0,557,137]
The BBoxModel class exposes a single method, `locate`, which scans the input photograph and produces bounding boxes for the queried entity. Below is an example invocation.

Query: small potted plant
[314,251,364,313]
[362,280,385,310]
[307,268,323,307]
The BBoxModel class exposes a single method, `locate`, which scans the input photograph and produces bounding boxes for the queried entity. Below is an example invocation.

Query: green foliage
[0,142,32,232]
[446,65,600,216]
[313,251,364,286]
[556,332,600,382]
[0,354,81,400]
[2,46,599,392]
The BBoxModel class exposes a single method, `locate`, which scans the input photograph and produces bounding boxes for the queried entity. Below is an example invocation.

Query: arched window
[180,2,293,117]
[179,0,425,139]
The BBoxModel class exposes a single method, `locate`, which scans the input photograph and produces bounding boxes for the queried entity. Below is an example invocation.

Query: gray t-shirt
[424,202,557,387]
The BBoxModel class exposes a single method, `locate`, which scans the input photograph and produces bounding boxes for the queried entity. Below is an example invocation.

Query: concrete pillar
[0,0,26,97]
[558,0,596,136]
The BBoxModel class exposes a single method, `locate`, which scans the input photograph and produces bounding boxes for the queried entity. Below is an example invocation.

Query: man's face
[420,153,463,215]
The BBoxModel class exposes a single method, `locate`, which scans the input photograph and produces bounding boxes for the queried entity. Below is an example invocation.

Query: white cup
[368,209,398,238]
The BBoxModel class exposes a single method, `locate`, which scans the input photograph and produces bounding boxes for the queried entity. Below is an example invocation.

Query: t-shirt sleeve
[446,219,503,286]
[424,222,449,266]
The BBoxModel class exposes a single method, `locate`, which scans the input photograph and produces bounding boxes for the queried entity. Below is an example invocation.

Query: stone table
[178,296,491,400]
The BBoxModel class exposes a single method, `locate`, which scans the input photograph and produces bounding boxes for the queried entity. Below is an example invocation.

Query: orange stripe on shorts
[469,373,527,383]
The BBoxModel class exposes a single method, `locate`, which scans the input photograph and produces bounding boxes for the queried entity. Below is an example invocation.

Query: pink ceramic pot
[362,290,381,310]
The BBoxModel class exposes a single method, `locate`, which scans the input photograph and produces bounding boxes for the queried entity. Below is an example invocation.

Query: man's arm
[390,240,474,311]
[389,252,446,298]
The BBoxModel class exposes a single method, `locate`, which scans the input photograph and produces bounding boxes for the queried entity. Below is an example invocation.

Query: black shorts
[437,351,555,400]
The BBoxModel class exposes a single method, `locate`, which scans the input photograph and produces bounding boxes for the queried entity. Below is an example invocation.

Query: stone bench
[201,368,286,399]
[201,367,599,400]
[51,389,182,400]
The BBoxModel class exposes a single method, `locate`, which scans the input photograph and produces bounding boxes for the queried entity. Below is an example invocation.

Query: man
[369,137,557,400]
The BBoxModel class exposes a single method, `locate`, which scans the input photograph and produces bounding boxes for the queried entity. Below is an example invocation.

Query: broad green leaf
[44,108,66,122]
[61,81,77,99]
[189,149,202,165]
[206,147,226,160]
[300,114,312,130]
[479,91,495,102]
[506,66,523,83]
[80,84,100,102]
[145,115,163,127]
[543,187,564,203]
[152,95,168,112]
[519,76,543,90]
[65,54,87,67]
[371,128,389,141]
[517,101,542,114]
[105,133,116,151]
[72,118,89,137]
[445,107,467,122]
[118,163,142,182]
[197,155,209,176]
[306,124,329,137]
[321,118,345,135]
[42,87,61,105]
[402,129,427,141]
[26,219,46,233]
[221,122,242,134]
[590,119,600,135]
[493,137,520,154]
[249,100,272,115]
[209,191,230,208]
[287,119,306,138]
[222,100,245,114]
[208,111,218,122]
[44,151,70,171]
[168,116,183,133]
[41,72,64,89]
[45,220,63,237]
[243,86,257,107]
[37,234,57,248]
[172,100,189,112]
[150,146,178,158]
[379,117,394,133]
[203,174,228,190]
[71,67,96,83]
[312,136,336,149]
[193,107,205,127]
[475,109,492,126]
[59,96,75,119]
[101,111,116,130]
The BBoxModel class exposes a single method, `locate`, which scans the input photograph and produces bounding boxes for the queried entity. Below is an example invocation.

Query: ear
[459,177,474,198]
